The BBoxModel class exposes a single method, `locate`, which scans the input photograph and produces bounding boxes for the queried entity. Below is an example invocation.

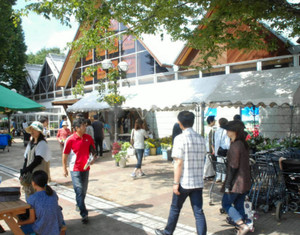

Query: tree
[27,47,64,64]
[17,0,300,68]
[0,0,27,91]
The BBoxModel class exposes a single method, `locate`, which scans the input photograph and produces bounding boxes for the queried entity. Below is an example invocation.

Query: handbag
[217,147,228,157]
[19,172,33,187]
[127,146,136,156]
[130,129,134,146]
[217,129,228,157]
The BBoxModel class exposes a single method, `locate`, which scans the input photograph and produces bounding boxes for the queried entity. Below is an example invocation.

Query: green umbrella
[0,85,45,112]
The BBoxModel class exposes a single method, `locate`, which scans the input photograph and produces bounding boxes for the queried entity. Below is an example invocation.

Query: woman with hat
[56,121,71,152]
[221,120,251,235]
[20,121,51,198]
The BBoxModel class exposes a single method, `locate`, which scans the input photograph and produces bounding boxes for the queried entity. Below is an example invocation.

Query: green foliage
[26,47,64,65]
[0,0,27,91]
[98,67,126,106]
[72,77,86,98]
[15,0,300,69]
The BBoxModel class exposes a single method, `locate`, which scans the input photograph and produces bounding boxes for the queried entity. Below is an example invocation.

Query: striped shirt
[172,128,206,189]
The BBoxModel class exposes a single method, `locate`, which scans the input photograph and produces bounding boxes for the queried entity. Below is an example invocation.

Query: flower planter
[119,157,127,168]
[144,148,150,156]
[162,150,168,160]
[156,146,162,155]
[150,148,157,155]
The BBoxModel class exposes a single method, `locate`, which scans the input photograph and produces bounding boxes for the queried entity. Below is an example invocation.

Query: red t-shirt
[63,133,95,171]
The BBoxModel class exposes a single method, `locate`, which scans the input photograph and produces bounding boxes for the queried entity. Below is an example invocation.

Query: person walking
[214,118,230,183]
[85,119,94,139]
[56,121,71,152]
[92,115,104,157]
[62,118,97,224]
[20,121,51,198]
[18,170,64,235]
[155,111,207,235]
[22,119,30,147]
[130,119,148,178]
[203,116,216,180]
[39,116,51,181]
[59,115,68,128]
[221,120,251,235]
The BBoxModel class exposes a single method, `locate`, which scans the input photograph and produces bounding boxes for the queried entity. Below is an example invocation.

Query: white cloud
[46,28,77,53]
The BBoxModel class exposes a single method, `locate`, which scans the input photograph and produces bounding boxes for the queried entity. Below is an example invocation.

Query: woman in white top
[85,119,94,139]
[214,118,230,182]
[130,119,148,178]
[21,121,52,198]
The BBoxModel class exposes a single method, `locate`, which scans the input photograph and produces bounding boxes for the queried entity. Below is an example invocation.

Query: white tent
[206,67,300,108]
[67,75,225,113]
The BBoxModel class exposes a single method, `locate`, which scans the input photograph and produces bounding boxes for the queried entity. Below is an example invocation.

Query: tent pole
[289,105,294,148]
[200,102,205,137]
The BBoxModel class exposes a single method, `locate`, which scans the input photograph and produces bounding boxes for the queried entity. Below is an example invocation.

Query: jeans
[135,149,144,169]
[71,171,89,218]
[222,192,247,223]
[164,186,207,235]
[94,137,103,156]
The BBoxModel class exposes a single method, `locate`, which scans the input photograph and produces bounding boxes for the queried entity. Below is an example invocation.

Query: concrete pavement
[0,137,299,234]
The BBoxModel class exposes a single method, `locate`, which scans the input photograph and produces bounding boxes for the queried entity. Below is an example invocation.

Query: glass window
[137,51,154,76]
[202,67,225,77]
[108,36,119,59]
[97,66,106,81]
[262,57,293,70]
[178,70,199,80]
[67,68,81,88]
[121,54,136,78]
[83,50,93,65]
[121,35,135,55]
[83,67,94,85]
[94,47,105,62]
[155,62,168,73]
[109,19,119,32]
[230,63,256,73]
[120,23,127,32]
[137,40,146,52]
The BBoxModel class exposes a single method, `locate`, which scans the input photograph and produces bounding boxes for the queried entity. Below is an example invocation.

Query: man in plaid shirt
[155,111,207,235]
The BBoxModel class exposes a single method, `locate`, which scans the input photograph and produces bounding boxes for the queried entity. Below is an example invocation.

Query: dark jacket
[223,140,251,194]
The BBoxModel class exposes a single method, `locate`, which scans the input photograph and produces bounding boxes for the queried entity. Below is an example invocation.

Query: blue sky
[15,0,78,54]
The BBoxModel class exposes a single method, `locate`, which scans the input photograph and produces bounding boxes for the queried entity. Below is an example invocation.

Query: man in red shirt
[62,118,97,224]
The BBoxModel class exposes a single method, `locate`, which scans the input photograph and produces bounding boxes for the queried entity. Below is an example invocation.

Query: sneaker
[82,215,89,224]
[155,229,167,235]
[131,172,136,178]
[140,172,146,177]
[75,205,80,212]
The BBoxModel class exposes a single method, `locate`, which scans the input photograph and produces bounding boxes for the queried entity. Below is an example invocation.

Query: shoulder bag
[217,130,228,157]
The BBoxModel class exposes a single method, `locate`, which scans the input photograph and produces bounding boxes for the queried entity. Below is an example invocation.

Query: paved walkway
[0,137,299,234]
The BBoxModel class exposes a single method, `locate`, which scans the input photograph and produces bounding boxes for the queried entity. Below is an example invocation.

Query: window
[137,51,154,76]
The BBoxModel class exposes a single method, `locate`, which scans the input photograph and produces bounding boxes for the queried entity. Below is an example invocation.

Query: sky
[15,0,78,54]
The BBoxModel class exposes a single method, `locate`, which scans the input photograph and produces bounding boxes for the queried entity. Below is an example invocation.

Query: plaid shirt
[172,128,206,189]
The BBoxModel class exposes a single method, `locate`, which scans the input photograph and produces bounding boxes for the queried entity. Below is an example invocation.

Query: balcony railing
[30,54,299,102]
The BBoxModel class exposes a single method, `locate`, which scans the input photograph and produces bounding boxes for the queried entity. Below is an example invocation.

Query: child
[18,170,64,235]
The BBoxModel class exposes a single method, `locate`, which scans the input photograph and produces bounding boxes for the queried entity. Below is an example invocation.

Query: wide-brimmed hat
[223,120,245,132]
[25,121,44,135]
[61,121,68,126]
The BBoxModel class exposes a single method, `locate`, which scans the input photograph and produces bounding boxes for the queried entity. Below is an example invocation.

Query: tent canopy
[67,76,224,113]
[0,85,45,113]
[206,67,300,108]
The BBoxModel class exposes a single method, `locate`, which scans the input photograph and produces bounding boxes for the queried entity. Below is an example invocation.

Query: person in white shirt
[130,119,148,178]
[214,118,230,182]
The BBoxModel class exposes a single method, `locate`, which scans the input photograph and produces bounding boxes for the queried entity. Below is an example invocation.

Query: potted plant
[147,138,157,155]
[112,142,130,168]
[161,143,172,160]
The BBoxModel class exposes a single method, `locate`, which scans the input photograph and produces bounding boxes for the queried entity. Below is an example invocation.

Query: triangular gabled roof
[25,64,43,92]
[174,10,296,67]
[56,26,185,87]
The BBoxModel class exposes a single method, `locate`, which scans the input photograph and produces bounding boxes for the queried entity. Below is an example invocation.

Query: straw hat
[62,121,68,126]
[25,121,44,135]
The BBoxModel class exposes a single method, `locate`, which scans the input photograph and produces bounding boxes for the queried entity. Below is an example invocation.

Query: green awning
[0,85,45,113]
